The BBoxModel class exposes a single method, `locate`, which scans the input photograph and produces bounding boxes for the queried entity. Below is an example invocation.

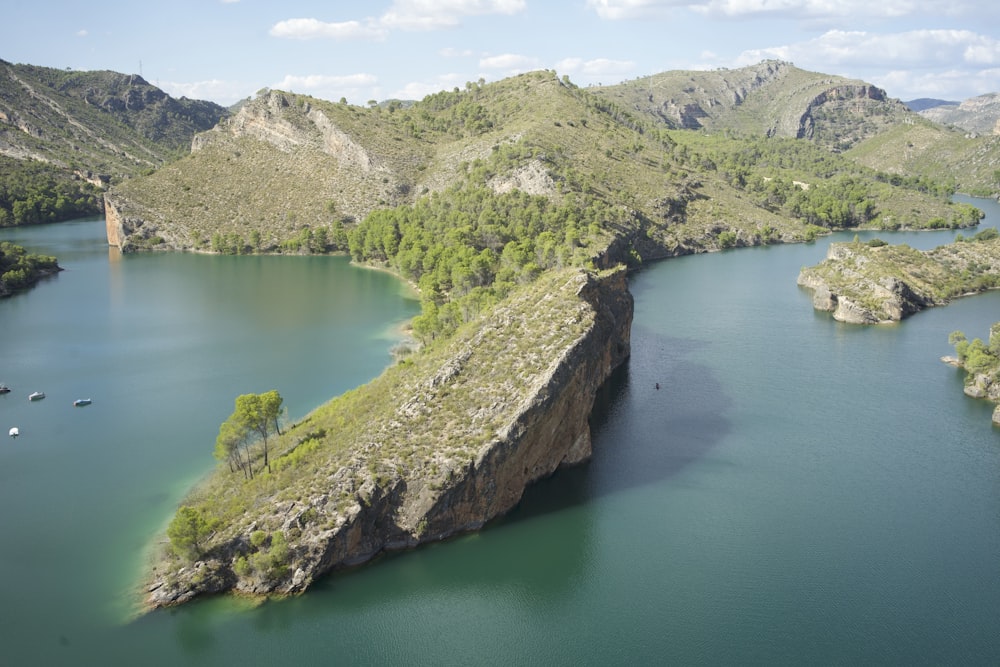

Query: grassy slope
[848,117,1000,196]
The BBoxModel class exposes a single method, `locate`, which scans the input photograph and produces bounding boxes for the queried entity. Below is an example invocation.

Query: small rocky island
[797,232,1000,324]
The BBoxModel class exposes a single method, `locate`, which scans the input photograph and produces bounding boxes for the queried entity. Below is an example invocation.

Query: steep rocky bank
[145,266,632,608]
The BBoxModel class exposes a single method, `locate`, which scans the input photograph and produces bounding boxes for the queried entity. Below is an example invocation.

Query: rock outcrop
[145,266,633,608]
[798,238,1000,324]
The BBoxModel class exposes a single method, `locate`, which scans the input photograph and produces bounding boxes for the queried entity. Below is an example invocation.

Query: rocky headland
[797,235,1000,324]
[145,266,632,608]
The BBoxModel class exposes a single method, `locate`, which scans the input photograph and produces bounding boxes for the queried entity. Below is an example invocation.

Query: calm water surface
[1,199,999,665]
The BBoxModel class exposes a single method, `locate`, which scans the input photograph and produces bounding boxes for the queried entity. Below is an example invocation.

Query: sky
[3,0,999,107]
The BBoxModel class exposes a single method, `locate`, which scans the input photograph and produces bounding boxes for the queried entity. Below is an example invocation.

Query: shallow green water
[1,201,999,665]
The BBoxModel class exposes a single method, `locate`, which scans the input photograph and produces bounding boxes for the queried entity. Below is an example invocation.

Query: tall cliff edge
[145,266,632,608]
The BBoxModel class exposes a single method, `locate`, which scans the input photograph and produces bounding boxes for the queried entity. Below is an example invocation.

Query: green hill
[108,68,973,254]
[0,59,228,225]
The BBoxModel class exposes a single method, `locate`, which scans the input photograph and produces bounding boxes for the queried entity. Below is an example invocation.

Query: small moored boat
[73,398,92,407]
[28,391,45,401]
[8,427,18,438]
[0,384,10,394]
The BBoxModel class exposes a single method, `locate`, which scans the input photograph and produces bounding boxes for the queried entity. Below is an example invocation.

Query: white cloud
[736,29,1000,69]
[158,79,254,106]
[275,73,378,90]
[588,0,980,20]
[390,73,470,100]
[439,47,475,58]
[76,29,88,37]
[875,67,1000,101]
[272,73,380,103]
[271,0,526,41]
[269,18,387,41]
[479,53,539,70]
[556,57,635,79]
[585,0,699,20]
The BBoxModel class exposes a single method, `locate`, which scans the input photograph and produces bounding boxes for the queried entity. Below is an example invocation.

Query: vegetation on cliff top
[948,323,1000,424]
[950,323,1000,381]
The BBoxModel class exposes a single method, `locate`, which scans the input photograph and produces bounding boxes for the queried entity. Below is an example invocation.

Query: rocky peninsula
[145,266,632,608]
[797,233,1000,324]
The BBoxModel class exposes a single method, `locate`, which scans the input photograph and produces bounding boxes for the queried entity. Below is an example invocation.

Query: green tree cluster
[949,327,1000,378]
[167,506,219,561]
[214,390,285,478]
[233,530,290,584]
[0,157,102,226]
[710,136,963,230]
[348,186,624,341]
[0,241,59,294]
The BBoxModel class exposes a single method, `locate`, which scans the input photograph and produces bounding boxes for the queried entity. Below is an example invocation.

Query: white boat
[73,398,92,407]
[28,391,45,401]
[9,427,18,438]
[0,383,10,394]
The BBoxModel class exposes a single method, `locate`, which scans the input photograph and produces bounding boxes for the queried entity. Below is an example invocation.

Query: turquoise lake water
[1,197,999,665]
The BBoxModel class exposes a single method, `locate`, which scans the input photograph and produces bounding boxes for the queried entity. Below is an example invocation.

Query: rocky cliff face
[596,60,907,150]
[0,60,226,176]
[104,193,165,252]
[146,267,633,607]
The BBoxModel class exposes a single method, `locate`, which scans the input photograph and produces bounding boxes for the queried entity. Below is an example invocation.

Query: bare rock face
[146,267,633,608]
[104,194,156,252]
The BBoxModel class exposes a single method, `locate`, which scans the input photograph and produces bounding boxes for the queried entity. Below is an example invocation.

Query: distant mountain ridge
[916,93,1000,135]
[0,59,228,180]
[905,98,959,112]
[592,60,909,151]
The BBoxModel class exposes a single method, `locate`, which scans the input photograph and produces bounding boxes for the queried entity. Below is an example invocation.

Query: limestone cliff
[145,266,632,607]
